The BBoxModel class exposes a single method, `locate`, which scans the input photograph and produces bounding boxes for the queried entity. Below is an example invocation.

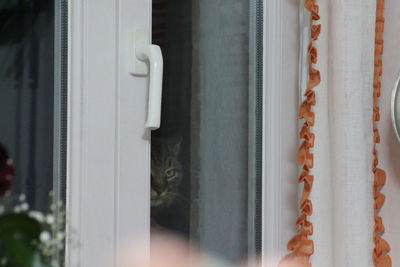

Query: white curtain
[299,1,378,266]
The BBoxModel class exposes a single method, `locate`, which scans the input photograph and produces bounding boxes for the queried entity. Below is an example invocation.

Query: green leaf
[0,213,41,238]
[0,213,49,267]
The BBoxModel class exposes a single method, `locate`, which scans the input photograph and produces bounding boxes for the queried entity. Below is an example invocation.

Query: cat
[150,137,183,211]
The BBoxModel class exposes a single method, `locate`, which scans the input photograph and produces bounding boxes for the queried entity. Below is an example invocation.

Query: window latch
[131,29,163,130]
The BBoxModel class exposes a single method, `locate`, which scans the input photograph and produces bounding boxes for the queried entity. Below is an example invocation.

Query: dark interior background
[151,0,252,263]
[151,0,192,237]
[0,0,54,211]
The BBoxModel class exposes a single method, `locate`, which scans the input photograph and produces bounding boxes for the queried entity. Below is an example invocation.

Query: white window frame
[64,0,300,266]
[66,0,151,266]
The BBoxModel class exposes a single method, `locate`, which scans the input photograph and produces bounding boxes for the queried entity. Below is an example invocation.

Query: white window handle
[131,30,164,130]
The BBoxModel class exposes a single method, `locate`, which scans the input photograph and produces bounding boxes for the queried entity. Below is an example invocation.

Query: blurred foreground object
[119,232,234,267]
[0,143,65,267]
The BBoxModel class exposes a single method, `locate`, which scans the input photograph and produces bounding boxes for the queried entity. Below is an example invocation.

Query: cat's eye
[165,169,176,179]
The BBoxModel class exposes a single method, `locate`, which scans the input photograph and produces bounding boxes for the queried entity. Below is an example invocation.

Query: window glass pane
[151,0,262,263]
[0,0,67,265]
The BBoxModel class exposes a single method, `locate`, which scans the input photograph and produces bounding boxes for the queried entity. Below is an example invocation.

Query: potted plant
[0,144,65,267]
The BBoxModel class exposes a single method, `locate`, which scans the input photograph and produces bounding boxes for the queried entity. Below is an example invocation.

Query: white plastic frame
[64,0,301,266]
[66,0,151,266]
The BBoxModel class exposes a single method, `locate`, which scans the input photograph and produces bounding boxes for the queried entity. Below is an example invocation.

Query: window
[150,0,263,262]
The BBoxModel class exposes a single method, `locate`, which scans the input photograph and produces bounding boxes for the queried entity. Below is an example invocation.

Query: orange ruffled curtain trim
[372,0,391,266]
[280,0,391,266]
[279,1,321,266]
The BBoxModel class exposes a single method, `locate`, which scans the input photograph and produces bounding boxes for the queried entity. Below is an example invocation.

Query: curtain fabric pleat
[327,1,376,265]
[280,0,391,266]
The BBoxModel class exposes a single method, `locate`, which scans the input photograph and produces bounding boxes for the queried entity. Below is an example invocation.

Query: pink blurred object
[118,232,233,267]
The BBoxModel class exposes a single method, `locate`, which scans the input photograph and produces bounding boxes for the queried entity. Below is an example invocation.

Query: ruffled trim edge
[372,1,391,266]
[279,1,321,266]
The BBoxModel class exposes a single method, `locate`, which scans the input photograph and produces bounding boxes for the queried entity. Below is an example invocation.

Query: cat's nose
[155,188,164,195]
[154,186,167,196]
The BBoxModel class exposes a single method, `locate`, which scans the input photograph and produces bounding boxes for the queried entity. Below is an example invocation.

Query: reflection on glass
[0,0,55,210]
[151,0,261,263]
[0,1,66,266]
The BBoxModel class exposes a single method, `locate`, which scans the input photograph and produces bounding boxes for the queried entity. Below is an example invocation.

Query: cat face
[151,139,182,209]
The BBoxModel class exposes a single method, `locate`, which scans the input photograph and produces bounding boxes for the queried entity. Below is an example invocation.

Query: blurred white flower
[51,259,59,267]
[19,194,26,202]
[28,211,45,222]
[0,257,7,266]
[20,203,29,211]
[46,214,55,225]
[40,231,51,242]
